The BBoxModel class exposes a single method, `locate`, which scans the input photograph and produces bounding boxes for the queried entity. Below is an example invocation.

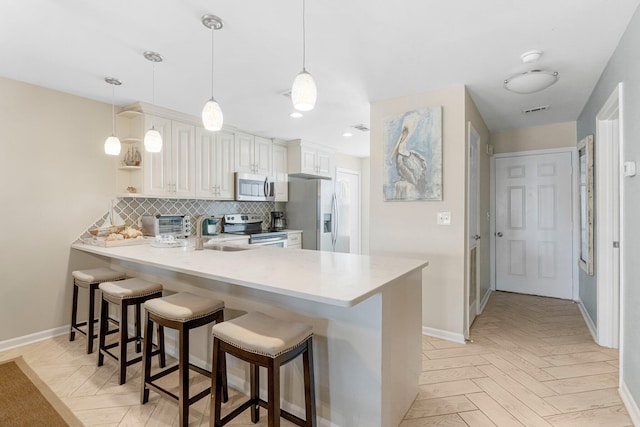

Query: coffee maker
[270,211,286,231]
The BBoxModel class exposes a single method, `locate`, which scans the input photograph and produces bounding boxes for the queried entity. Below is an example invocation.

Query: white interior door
[495,152,573,299]
[468,124,480,330]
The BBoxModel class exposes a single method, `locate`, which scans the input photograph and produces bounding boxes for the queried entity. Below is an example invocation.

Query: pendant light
[201,15,224,131]
[143,51,164,153]
[104,77,122,156]
[291,0,317,111]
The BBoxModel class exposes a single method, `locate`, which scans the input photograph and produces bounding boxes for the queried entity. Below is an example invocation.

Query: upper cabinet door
[195,127,216,198]
[235,132,255,174]
[143,116,171,196]
[215,130,235,200]
[272,143,288,201]
[316,149,333,178]
[171,121,196,197]
[254,136,273,176]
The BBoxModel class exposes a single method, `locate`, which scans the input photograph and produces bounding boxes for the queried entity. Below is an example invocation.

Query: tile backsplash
[81,198,276,239]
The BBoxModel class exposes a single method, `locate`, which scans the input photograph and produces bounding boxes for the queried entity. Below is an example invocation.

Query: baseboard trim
[479,289,492,314]
[422,326,466,344]
[0,325,69,352]
[620,380,640,426]
[576,299,597,342]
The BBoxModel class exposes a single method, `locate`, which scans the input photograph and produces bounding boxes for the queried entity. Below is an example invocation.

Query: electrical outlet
[623,161,636,177]
[437,212,451,225]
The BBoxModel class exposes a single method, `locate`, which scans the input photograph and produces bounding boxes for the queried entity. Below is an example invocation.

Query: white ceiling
[1,0,638,157]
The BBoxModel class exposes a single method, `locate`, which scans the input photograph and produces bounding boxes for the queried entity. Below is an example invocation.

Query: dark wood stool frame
[141,309,229,427]
[97,290,166,385]
[211,336,316,427]
[69,280,99,354]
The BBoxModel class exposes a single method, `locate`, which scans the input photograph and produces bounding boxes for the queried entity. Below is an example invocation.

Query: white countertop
[71,239,427,307]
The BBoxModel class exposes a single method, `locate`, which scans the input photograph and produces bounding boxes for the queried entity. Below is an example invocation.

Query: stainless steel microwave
[140,214,191,238]
[235,173,275,201]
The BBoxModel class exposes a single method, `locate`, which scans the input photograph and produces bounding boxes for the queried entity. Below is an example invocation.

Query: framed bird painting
[383,107,443,201]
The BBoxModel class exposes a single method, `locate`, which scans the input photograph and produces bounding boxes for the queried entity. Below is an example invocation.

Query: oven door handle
[251,237,287,244]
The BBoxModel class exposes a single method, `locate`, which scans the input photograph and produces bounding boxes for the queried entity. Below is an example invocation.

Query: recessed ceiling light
[504,70,559,94]
[343,132,353,137]
[290,111,303,118]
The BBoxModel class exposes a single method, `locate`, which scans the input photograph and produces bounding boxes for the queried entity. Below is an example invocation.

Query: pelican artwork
[389,113,428,199]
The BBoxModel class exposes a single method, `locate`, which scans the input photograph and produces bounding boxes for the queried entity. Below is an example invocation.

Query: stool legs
[69,282,100,354]
[303,340,316,427]
[98,292,164,385]
[69,284,78,342]
[211,338,316,427]
[179,324,189,427]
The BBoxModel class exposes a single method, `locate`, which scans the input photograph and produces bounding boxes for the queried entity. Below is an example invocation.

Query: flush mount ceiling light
[504,70,559,94]
[289,111,303,118]
[201,14,224,131]
[104,77,122,156]
[143,51,163,153]
[291,0,317,111]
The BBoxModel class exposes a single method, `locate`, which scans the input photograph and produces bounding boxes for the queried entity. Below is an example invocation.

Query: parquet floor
[0,291,633,426]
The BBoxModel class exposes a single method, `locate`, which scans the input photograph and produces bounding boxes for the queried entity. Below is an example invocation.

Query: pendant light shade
[292,69,317,111]
[144,127,163,153]
[143,51,164,152]
[104,77,122,156]
[291,0,316,112]
[202,98,224,131]
[104,136,122,155]
[201,15,224,131]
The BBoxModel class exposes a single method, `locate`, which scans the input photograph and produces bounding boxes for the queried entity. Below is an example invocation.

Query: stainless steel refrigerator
[287,178,350,252]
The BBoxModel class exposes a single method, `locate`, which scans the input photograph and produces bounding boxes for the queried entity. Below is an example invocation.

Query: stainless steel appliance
[140,214,191,238]
[270,211,286,231]
[234,173,275,201]
[287,179,349,252]
[223,214,287,247]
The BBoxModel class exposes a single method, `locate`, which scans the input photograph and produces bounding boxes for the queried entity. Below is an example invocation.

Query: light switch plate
[437,212,451,225]
[623,161,636,177]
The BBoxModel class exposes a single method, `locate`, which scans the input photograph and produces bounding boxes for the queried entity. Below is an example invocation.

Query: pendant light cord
[211,25,215,99]
[302,0,306,70]
[111,84,116,135]
[151,61,156,128]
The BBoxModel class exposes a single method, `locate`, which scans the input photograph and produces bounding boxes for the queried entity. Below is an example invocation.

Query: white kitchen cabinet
[272,142,288,201]
[195,129,235,200]
[143,117,195,197]
[287,231,302,249]
[235,132,272,175]
[287,139,334,179]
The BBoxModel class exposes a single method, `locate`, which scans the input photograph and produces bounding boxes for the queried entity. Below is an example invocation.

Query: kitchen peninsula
[71,240,427,427]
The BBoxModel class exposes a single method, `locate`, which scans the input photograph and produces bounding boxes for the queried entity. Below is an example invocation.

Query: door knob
[496,232,503,237]
[474,234,481,240]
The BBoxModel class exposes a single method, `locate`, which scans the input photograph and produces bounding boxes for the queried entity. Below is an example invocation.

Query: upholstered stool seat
[211,312,316,427]
[141,292,227,427]
[69,268,125,354]
[97,278,165,385]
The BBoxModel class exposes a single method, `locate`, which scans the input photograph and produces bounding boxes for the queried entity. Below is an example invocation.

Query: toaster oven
[140,214,191,238]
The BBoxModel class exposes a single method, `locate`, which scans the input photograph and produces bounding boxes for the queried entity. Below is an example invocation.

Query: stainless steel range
[223,214,288,248]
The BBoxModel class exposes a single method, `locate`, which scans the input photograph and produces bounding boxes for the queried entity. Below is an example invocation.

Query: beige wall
[360,158,370,255]
[464,89,491,324]
[370,85,467,339]
[491,121,577,154]
[0,77,116,343]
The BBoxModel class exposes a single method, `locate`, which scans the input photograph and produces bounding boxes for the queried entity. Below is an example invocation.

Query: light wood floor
[0,291,633,426]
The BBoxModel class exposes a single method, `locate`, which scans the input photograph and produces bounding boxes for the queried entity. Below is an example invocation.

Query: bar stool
[69,268,125,354]
[211,312,316,427]
[97,278,165,385]
[141,292,228,427]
